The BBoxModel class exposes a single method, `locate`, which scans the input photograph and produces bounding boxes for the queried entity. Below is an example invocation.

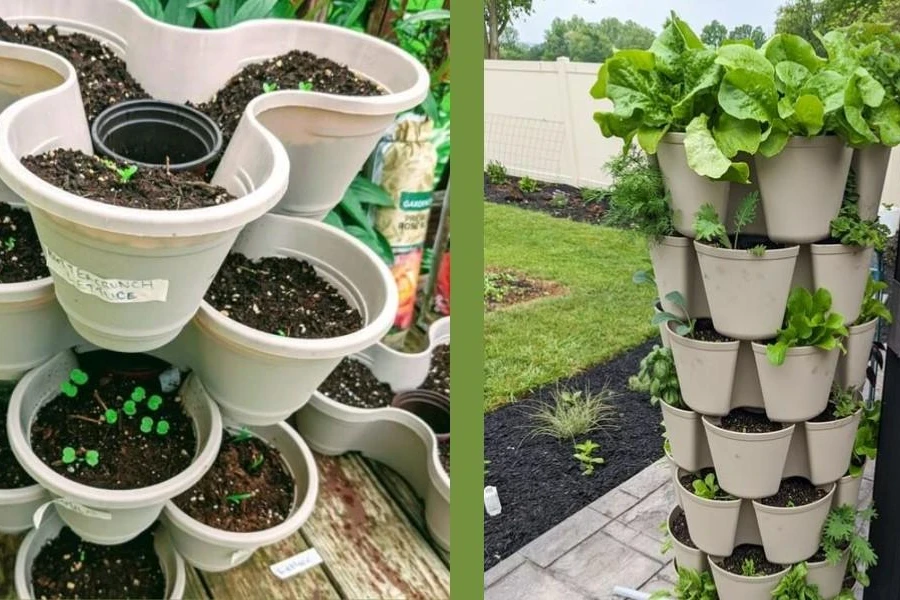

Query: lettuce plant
[766,287,848,365]
[830,206,890,251]
[771,563,822,600]
[857,275,892,325]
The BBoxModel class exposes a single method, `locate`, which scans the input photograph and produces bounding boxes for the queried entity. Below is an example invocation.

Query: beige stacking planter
[833,471,865,508]
[708,558,789,600]
[836,318,878,389]
[648,236,709,318]
[805,409,861,486]
[667,505,707,572]
[362,317,450,392]
[660,402,710,472]
[852,145,892,220]
[751,484,834,564]
[751,344,840,423]
[668,323,738,416]
[808,549,851,599]
[676,469,741,557]
[810,243,873,325]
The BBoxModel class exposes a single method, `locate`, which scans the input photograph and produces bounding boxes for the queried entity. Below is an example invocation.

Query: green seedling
[249,454,264,471]
[100,158,137,184]
[262,81,278,93]
[131,387,147,403]
[3,237,14,251]
[692,473,722,500]
[84,450,99,467]
[232,428,253,442]
[156,420,170,435]
[276,329,287,336]
[79,550,85,562]
[60,368,88,397]
[148,395,163,411]
[741,557,757,576]
[572,440,605,476]
[226,492,254,504]
[104,409,118,424]
[123,400,137,416]
[61,447,77,464]
[140,416,154,434]
[298,81,313,91]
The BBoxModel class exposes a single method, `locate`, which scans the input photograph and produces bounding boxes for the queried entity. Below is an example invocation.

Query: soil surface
[198,49,385,145]
[0,383,34,489]
[679,467,731,500]
[696,233,786,251]
[206,254,363,338]
[485,269,566,311]
[31,525,165,599]
[0,21,148,122]
[687,319,733,343]
[720,408,784,434]
[809,401,855,423]
[174,430,294,533]
[30,355,197,489]
[718,544,786,576]
[438,439,450,475]
[484,175,609,225]
[758,477,827,507]
[421,344,450,396]
[484,339,663,569]
[669,506,696,549]
[0,202,49,284]
[21,149,235,210]
[318,358,394,409]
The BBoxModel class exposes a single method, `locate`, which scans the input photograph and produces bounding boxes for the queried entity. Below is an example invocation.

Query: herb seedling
[276,329,287,336]
[692,473,723,500]
[262,81,278,93]
[60,368,89,398]
[147,395,163,411]
[232,428,253,442]
[3,237,13,251]
[123,400,137,416]
[84,450,99,467]
[741,557,757,576]
[693,192,761,253]
[298,81,313,91]
[572,440,605,475]
[156,420,170,435]
[61,447,77,464]
[226,492,254,504]
[771,563,821,600]
[766,287,848,366]
[629,345,685,408]
[821,504,878,588]
[100,158,138,184]
[651,290,695,336]
[140,416,154,434]
[131,387,147,403]
[830,206,890,252]
[104,409,118,424]
[249,454,264,471]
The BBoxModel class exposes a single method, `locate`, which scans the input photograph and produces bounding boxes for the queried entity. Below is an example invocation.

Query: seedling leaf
[84,450,99,467]
[61,447,77,464]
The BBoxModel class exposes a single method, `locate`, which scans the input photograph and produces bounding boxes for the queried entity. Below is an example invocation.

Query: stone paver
[589,487,641,519]
[520,506,610,567]
[484,552,525,588]
[602,519,667,563]
[619,459,670,498]
[486,561,590,600]
[616,484,676,543]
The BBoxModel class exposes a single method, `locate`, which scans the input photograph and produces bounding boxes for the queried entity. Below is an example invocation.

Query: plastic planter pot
[296,353,450,551]
[708,556,789,600]
[162,421,318,572]
[392,390,450,442]
[668,323,739,416]
[0,479,51,535]
[91,100,222,173]
[668,505,707,572]
[362,316,449,391]
[660,402,709,472]
[731,342,765,411]
[677,469,741,557]
[664,446,681,508]
[810,243,873,325]
[183,213,396,425]
[656,133,730,238]
[654,302,672,348]
[833,471,864,509]
[751,483,835,564]
[15,507,186,600]
[751,343,840,423]
[805,410,862,486]
[753,136,852,244]
[702,417,795,499]
[807,548,851,599]
[694,241,799,340]
[649,236,692,316]
[835,318,878,390]
[7,349,222,544]
[852,145,892,221]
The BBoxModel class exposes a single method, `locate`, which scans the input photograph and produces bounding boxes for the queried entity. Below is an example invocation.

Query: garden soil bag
[369,114,438,348]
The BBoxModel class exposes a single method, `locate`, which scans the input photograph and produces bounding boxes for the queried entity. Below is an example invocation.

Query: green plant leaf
[801,69,847,113]
[713,113,761,157]
[718,68,778,122]
[345,176,395,208]
[716,43,774,77]
[775,60,811,92]
[133,0,165,19]
[763,33,827,72]
[232,0,279,24]
[637,126,669,154]
[792,94,825,135]
[684,114,735,180]
[162,0,198,26]
[767,341,788,366]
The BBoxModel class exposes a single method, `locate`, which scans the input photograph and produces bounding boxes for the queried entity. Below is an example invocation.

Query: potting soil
[318,358,395,409]
[0,202,49,284]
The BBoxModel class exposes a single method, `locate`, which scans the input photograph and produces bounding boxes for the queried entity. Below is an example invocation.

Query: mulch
[484,339,664,569]
[484,174,609,225]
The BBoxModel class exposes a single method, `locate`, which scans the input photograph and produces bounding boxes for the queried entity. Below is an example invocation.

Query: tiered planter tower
[651,137,884,600]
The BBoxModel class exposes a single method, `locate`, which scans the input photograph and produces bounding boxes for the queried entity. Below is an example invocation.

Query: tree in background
[727,23,766,47]
[700,20,727,47]
[484,0,535,59]
[774,0,897,51]
[538,16,654,61]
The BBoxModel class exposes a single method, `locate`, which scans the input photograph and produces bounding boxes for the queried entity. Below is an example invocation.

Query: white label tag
[269,548,323,580]
[33,498,113,529]
[44,247,169,303]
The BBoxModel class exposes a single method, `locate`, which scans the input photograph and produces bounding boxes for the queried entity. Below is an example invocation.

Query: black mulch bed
[484,339,663,569]
[484,174,609,225]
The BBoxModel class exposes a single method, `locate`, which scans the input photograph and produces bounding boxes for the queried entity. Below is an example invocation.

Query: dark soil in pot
[0,384,33,489]
[205,254,363,338]
[685,318,733,343]
[679,468,732,500]
[173,429,293,533]
[21,149,236,210]
[718,544,784,576]
[758,476,827,507]
[483,174,609,225]
[421,344,450,396]
[0,21,148,122]
[696,233,787,251]
[197,49,385,145]
[669,506,696,549]
[31,525,165,599]
[720,408,785,434]
[30,353,196,489]
[317,358,394,409]
[438,440,450,475]
[0,202,49,284]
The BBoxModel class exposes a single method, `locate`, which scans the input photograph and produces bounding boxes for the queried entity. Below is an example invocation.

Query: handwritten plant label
[33,497,112,529]
[269,548,323,580]
[44,247,169,303]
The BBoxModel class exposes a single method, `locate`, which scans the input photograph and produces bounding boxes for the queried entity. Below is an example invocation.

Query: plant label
[44,247,169,303]
[32,497,112,529]
[269,548,323,580]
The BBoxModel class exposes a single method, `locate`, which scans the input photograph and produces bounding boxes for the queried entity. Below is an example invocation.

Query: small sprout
[156,420,170,435]
[262,81,278,93]
[79,550,85,562]
[232,428,253,442]
[140,416,154,433]
[131,387,146,403]
[123,400,137,416]
[118,165,138,183]
[70,369,88,385]
[298,81,313,91]
[748,244,767,257]
[3,237,14,251]
[249,454,264,471]
[60,381,78,398]
[84,450,99,467]
[276,329,286,336]
[147,395,163,411]
[61,447,77,464]
[104,409,118,424]
[226,492,254,504]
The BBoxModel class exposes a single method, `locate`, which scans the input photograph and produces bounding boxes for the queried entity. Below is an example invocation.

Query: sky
[514,0,787,44]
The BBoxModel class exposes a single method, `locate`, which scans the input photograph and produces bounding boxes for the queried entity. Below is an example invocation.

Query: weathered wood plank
[182,564,211,600]
[0,534,22,600]
[303,454,450,600]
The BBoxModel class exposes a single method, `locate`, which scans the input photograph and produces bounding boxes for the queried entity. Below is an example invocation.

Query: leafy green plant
[262,81,278,93]
[232,428,253,442]
[629,345,685,408]
[298,81,313,91]
[131,0,200,26]
[830,206,890,251]
[771,563,822,599]
[549,191,568,208]
[249,454,264,471]
[3,237,14,251]
[148,395,163,411]
[140,417,154,434]
[100,158,138,184]
[766,287,848,366]
[324,175,394,264]
[740,557,757,576]
[104,409,119,424]
[821,504,878,587]
[484,271,519,304]
[131,387,147,403]
[830,384,862,418]
[649,566,718,599]
[123,400,138,417]
[602,149,674,243]
[188,0,300,29]
[485,160,507,185]
[156,420,170,435]
[518,176,540,194]
[850,400,880,477]
[60,369,88,398]
[693,192,761,252]
[61,447,99,468]
[528,387,618,440]
[581,187,606,204]
[572,440,605,475]
[84,450,100,467]
[857,274,892,325]
[691,472,725,500]
[651,291,696,336]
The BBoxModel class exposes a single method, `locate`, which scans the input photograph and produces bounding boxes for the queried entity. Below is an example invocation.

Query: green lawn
[484,203,658,412]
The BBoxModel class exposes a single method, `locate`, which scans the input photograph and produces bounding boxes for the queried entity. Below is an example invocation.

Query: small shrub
[549,191,568,208]
[602,149,673,242]
[518,176,540,194]
[581,187,606,204]
[629,345,685,408]
[528,387,618,440]
[485,160,508,185]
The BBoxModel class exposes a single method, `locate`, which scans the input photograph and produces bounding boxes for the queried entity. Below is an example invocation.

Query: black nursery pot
[392,390,450,441]
[91,100,222,173]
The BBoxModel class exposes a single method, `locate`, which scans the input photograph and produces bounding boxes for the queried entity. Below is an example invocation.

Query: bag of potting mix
[368,114,438,348]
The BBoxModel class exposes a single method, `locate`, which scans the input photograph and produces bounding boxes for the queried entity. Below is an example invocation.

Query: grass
[484,202,657,412]
[528,387,619,440]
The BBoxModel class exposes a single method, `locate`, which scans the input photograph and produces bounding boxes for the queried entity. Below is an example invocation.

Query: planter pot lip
[708,555,790,582]
[193,215,397,360]
[751,482,836,513]
[7,363,223,510]
[163,421,319,547]
[368,316,450,362]
[806,546,850,568]
[766,135,847,150]
[809,241,873,255]
[667,505,704,556]
[804,407,862,431]
[309,388,451,491]
[848,317,878,335]
[668,322,740,351]
[651,234,691,248]
[660,401,697,419]
[0,276,54,304]
[693,240,800,260]
[676,472,742,508]
[0,482,47,503]
[702,415,796,441]
[750,341,836,358]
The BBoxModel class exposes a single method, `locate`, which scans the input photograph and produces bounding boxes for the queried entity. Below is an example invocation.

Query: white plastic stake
[484,486,501,516]
[612,586,651,600]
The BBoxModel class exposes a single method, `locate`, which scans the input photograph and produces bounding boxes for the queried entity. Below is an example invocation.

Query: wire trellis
[484,113,566,179]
